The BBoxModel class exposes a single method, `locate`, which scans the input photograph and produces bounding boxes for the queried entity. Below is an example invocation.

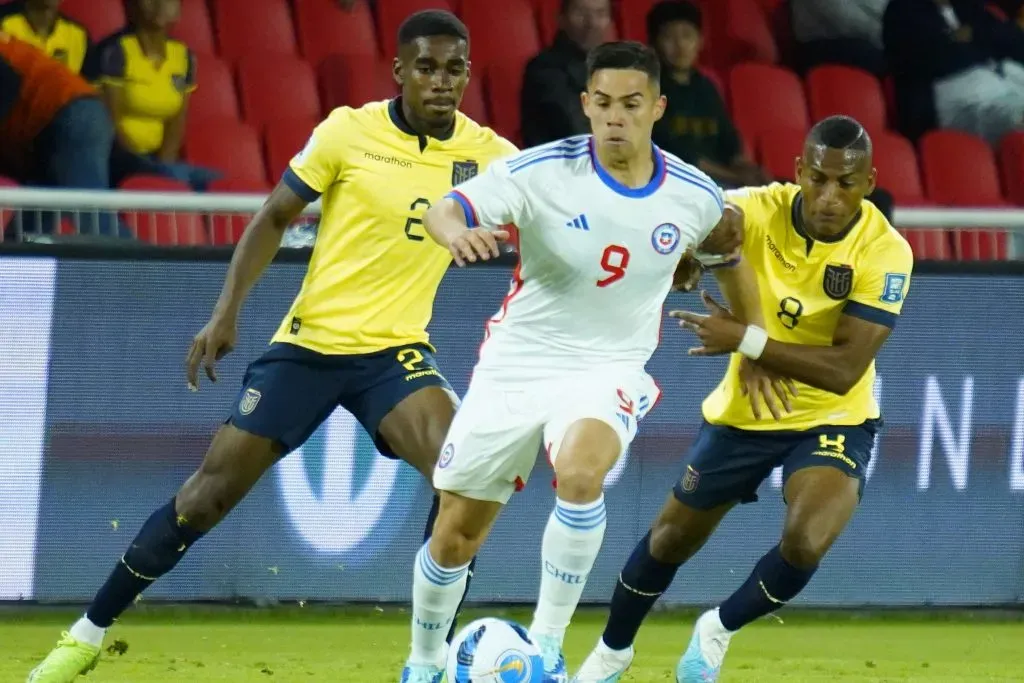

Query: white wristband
[738,325,768,360]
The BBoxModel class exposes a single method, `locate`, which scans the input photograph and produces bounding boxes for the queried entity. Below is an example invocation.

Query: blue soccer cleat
[400,663,443,683]
[676,609,733,683]
[532,634,568,683]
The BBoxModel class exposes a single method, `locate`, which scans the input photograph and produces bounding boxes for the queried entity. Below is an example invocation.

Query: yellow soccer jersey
[702,183,914,430]
[275,98,517,355]
[0,5,90,74]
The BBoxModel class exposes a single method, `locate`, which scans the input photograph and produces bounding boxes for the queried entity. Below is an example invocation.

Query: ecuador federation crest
[452,160,479,186]
[239,388,261,415]
[681,465,700,493]
[823,263,853,300]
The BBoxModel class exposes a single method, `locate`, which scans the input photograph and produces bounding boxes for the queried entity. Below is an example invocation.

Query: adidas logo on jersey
[565,214,590,231]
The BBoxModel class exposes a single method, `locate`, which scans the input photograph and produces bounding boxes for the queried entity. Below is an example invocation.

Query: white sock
[69,615,106,648]
[409,543,469,667]
[530,495,607,643]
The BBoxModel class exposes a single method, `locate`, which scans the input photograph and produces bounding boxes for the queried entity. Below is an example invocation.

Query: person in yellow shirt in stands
[0,0,91,75]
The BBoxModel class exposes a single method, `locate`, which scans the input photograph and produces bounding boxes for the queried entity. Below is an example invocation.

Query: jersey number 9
[597,245,631,288]
[404,198,431,241]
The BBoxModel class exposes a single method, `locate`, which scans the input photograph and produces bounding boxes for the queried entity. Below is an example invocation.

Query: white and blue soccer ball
[446,618,545,683]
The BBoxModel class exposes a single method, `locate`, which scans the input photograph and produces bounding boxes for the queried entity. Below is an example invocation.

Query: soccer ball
[446,618,545,683]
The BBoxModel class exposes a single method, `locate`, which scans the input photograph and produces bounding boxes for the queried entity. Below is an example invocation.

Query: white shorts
[433,371,660,503]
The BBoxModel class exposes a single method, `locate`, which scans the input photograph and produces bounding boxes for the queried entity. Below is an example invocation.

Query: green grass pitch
[3,606,1023,682]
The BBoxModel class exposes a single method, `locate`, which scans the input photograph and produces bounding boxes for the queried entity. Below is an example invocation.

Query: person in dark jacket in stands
[520,0,611,147]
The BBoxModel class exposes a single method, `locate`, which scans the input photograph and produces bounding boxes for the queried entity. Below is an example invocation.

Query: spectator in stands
[521,0,612,147]
[884,0,1024,144]
[0,0,92,75]
[647,1,769,189]
[0,32,128,238]
[791,0,888,76]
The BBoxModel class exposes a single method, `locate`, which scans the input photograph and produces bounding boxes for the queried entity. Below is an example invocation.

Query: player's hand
[669,290,747,356]
[672,248,704,292]
[738,357,798,420]
[186,314,237,391]
[447,227,510,267]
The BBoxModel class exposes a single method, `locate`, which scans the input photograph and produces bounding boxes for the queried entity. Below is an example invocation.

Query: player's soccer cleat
[26,632,101,682]
[571,641,633,682]
[676,609,733,683]
[399,663,443,683]
[531,634,568,683]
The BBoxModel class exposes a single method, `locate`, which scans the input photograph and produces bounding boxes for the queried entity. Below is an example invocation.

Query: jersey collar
[791,192,862,251]
[588,138,667,198]
[388,97,455,150]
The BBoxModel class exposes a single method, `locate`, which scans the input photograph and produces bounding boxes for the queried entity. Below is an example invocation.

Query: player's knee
[779,527,830,569]
[648,520,701,565]
[428,524,480,567]
[552,463,605,504]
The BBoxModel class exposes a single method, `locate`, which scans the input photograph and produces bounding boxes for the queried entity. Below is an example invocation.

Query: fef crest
[681,465,700,492]
[239,388,261,415]
[452,160,479,186]
[823,263,853,300]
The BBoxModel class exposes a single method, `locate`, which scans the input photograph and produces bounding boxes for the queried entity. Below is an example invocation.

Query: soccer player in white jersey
[398,41,763,683]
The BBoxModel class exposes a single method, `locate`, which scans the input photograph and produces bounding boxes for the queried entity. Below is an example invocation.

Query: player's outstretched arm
[185,183,307,390]
[423,198,509,267]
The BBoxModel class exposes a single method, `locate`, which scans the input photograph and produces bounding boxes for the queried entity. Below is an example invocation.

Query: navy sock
[718,545,817,631]
[423,493,477,644]
[602,532,682,651]
[87,498,205,627]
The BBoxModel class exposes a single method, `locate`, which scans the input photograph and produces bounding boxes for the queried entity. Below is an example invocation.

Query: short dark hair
[646,0,702,44]
[807,115,872,155]
[397,10,469,48]
[586,41,661,84]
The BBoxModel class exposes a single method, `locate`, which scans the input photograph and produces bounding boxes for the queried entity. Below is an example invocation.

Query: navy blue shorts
[672,419,881,510]
[228,342,453,457]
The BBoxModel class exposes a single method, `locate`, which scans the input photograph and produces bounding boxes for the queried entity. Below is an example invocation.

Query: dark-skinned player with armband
[572,115,913,683]
[27,10,517,683]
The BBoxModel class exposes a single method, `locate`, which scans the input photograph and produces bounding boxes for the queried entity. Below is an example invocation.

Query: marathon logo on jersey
[681,465,700,492]
[452,160,479,186]
[651,223,682,254]
[239,388,261,416]
[823,263,854,300]
[438,443,455,469]
[880,273,907,304]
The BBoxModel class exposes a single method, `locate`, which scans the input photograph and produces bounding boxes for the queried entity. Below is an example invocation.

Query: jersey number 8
[777,296,804,329]
[597,245,631,287]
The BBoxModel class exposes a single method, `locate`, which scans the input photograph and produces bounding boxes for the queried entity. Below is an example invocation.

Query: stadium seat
[460,76,489,127]
[207,178,272,245]
[171,0,216,55]
[729,63,808,149]
[533,0,561,44]
[118,176,207,246]
[264,118,318,182]
[60,0,125,42]
[460,0,541,66]
[711,0,777,68]
[806,66,887,137]
[757,127,806,182]
[237,55,321,129]
[188,54,240,122]
[184,119,268,185]
[486,58,527,145]
[873,132,925,204]
[999,132,1024,205]
[319,55,396,111]
[617,0,664,42]
[377,0,455,58]
[899,229,954,261]
[295,0,378,66]
[212,0,297,62]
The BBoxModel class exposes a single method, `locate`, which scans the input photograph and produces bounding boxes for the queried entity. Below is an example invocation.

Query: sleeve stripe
[447,190,478,228]
[282,167,321,203]
[844,301,898,329]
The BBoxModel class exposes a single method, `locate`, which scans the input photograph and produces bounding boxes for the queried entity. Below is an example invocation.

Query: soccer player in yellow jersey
[28,10,516,682]
[573,116,914,683]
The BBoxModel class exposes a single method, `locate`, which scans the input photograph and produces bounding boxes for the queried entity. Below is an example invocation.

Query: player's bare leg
[677,466,859,683]
[28,424,280,683]
[404,490,502,682]
[574,495,733,682]
[528,418,622,682]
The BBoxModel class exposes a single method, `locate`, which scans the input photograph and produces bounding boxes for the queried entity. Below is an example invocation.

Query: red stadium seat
[212,0,297,62]
[486,58,527,145]
[729,63,808,150]
[757,127,806,182]
[188,54,239,122]
[171,0,216,55]
[318,55,396,111]
[617,0,664,42]
[377,0,455,58]
[238,55,321,129]
[60,0,125,42]
[873,132,924,204]
[460,76,489,126]
[999,132,1024,205]
[118,176,207,245]
[899,229,954,261]
[460,0,541,66]
[264,118,318,182]
[185,119,268,185]
[295,0,378,66]
[806,66,887,137]
[710,0,777,68]
[207,178,272,245]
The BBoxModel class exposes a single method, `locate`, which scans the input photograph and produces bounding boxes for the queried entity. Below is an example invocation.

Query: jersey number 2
[597,245,630,287]
[404,198,431,241]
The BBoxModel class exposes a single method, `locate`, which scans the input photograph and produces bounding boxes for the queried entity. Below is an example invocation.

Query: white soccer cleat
[571,640,634,682]
[676,609,734,683]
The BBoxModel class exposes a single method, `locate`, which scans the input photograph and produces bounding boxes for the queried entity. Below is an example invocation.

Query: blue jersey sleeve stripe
[282,168,321,203]
[509,150,590,174]
[843,301,898,329]
[446,190,478,228]
[666,169,725,212]
[665,162,725,211]
[508,140,589,171]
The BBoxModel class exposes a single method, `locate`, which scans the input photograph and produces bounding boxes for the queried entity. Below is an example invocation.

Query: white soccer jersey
[447,135,724,380]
